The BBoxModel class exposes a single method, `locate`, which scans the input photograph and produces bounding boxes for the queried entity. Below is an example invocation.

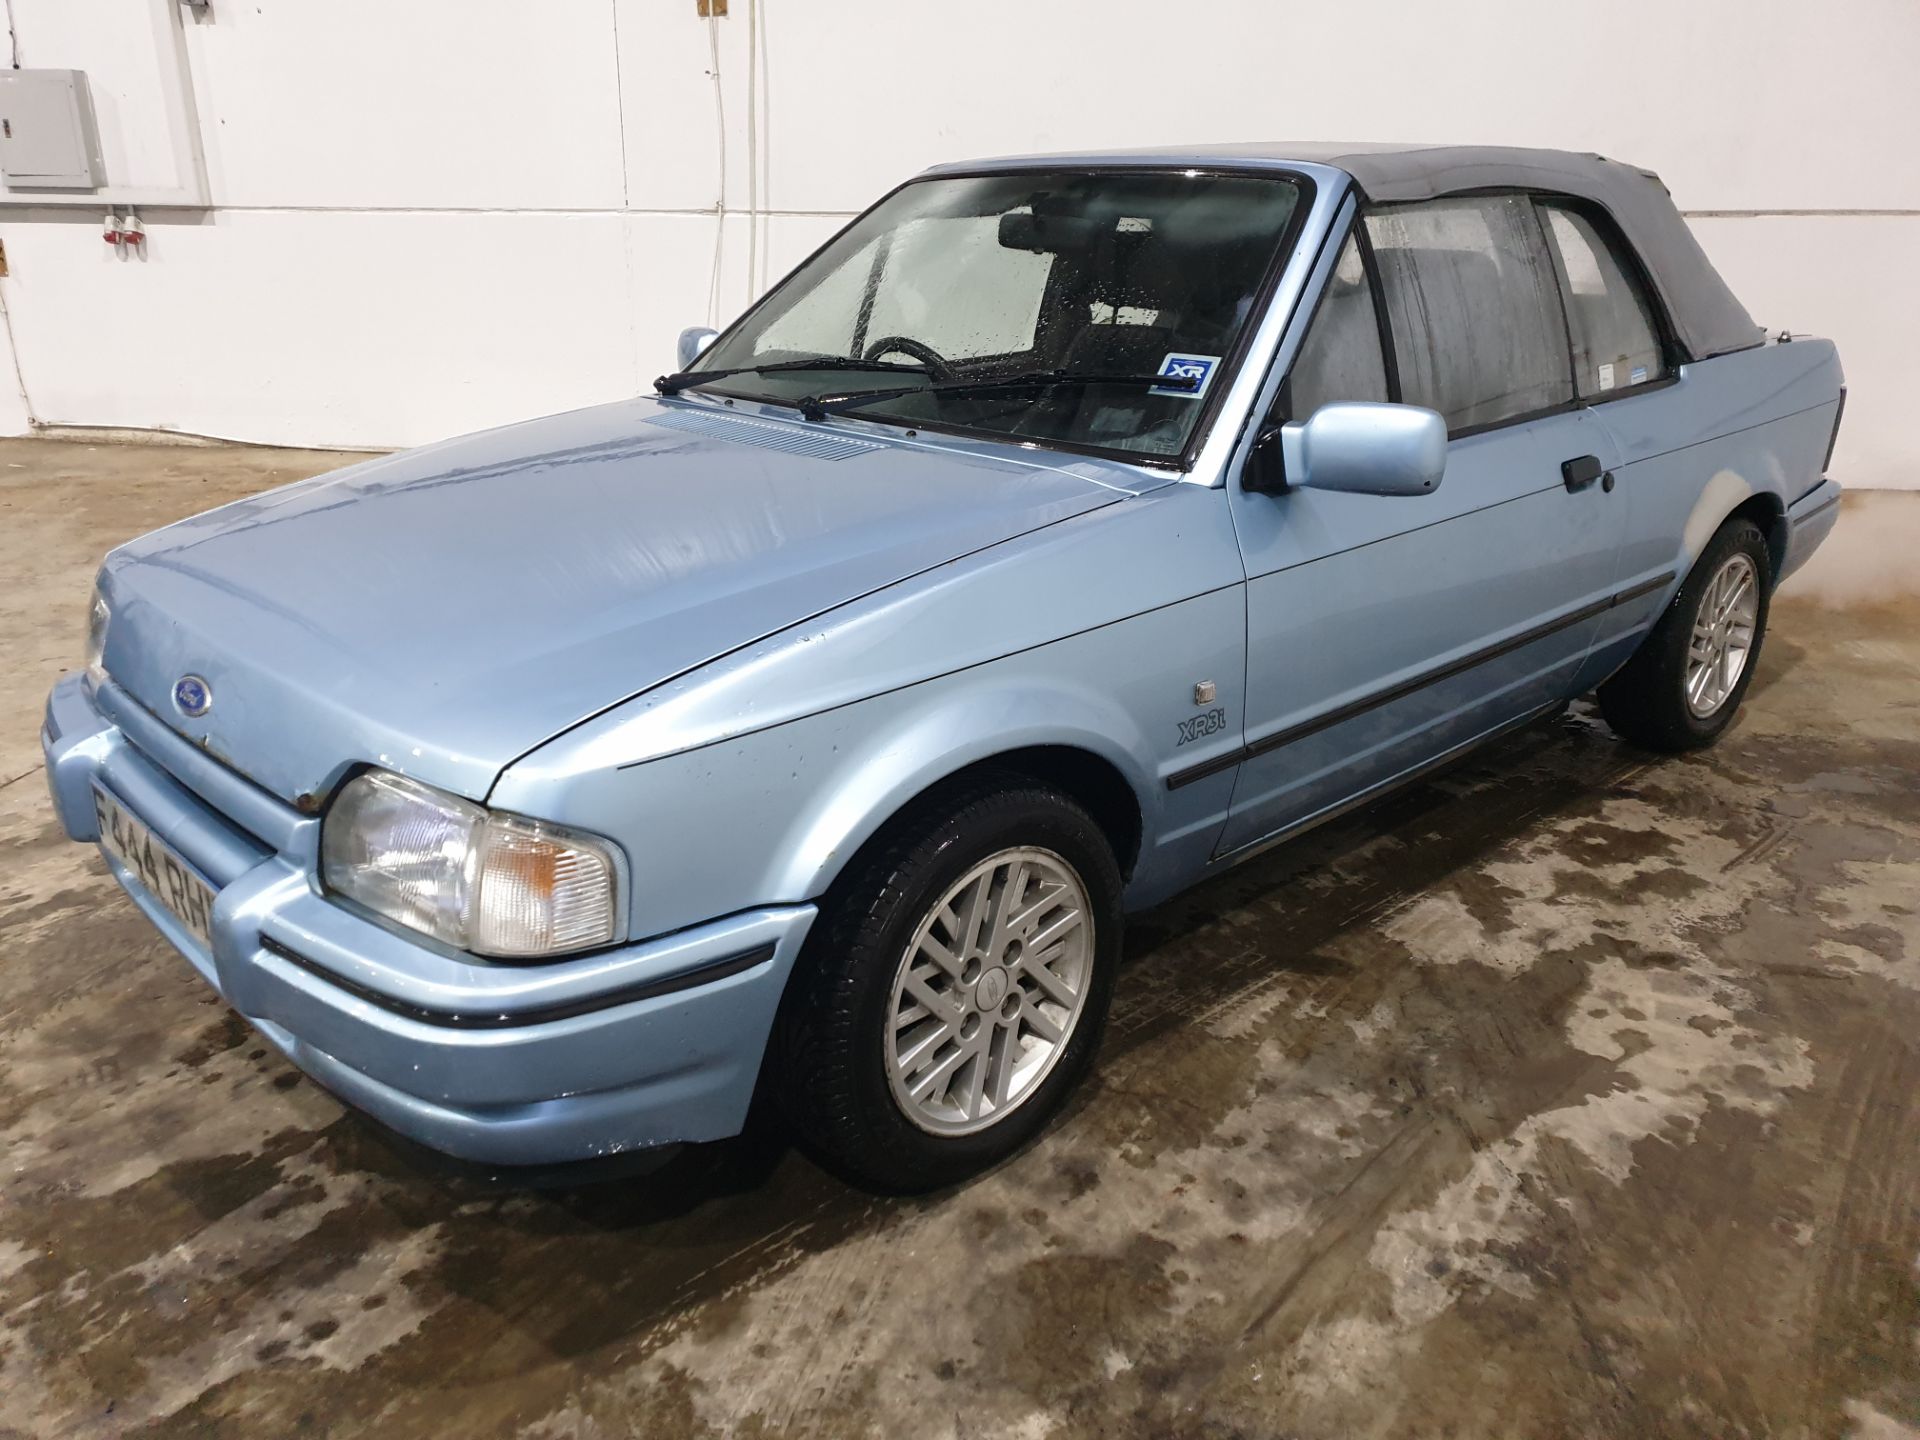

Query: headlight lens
[84,584,111,677]
[319,770,624,958]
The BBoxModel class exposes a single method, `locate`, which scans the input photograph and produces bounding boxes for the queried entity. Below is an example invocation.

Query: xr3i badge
[1176,708,1228,746]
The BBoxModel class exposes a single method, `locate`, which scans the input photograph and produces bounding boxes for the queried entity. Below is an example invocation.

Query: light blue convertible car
[44,143,1844,1190]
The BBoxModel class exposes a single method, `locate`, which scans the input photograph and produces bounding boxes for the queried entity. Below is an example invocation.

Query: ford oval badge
[172,675,212,718]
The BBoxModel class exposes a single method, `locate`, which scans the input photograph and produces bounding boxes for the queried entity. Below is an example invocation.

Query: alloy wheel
[1685,551,1760,718]
[883,847,1094,1137]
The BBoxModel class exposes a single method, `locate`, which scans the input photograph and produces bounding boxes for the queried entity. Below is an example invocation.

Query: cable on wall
[705,10,728,328]
[0,0,34,424]
[610,0,630,211]
[757,0,773,294]
[745,0,759,304]
[698,1,773,326]
[0,287,42,428]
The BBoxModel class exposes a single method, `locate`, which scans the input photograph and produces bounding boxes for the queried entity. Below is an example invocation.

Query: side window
[1283,230,1388,421]
[1364,196,1573,432]
[1538,202,1666,397]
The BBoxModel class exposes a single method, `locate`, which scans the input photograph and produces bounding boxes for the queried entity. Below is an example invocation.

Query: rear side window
[1538,202,1666,397]
[1284,230,1389,421]
[1364,196,1573,432]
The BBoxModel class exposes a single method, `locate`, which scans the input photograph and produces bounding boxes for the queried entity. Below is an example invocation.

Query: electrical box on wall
[0,70,105,191]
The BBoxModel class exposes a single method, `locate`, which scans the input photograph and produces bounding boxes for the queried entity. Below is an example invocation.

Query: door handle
[1562,454,1613,493]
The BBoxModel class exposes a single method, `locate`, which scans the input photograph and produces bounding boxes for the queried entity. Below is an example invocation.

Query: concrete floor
[2,437,1917,1440]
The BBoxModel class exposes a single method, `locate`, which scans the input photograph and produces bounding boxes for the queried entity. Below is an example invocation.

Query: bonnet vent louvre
[646,409,886,461]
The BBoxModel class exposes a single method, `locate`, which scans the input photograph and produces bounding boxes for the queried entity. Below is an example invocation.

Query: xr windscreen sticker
[1152,353,1220,399]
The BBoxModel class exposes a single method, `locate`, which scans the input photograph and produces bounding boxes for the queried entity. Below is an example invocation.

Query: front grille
[95,682,303,863]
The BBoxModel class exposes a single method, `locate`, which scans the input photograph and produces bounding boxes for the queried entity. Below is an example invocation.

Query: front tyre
[773,775,1123,1193]
[1598,517,1772,752]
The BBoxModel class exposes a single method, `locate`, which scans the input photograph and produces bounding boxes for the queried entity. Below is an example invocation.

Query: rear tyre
[773,774,1123,1193]
[1598,517,1771,752]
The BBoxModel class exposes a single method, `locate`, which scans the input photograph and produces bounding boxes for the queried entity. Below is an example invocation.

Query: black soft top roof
[924,142,1764,361]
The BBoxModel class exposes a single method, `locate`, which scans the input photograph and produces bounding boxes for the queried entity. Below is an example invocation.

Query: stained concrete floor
[1,436,1917,1440]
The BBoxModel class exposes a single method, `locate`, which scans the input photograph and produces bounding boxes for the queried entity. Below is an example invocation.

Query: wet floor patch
[2,450,1917,1438]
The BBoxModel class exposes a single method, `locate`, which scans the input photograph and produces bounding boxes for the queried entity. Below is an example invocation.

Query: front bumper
[41,673,816,1165]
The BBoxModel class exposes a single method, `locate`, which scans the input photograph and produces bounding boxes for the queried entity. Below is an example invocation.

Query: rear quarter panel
[1584,337,1843,675]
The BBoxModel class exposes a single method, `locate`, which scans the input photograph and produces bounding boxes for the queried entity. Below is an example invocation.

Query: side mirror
[1243,401,1448,497]
[676,326,719,372]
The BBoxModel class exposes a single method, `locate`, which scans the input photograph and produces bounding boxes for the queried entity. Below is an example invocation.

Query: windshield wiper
[654,355,932,396]
[792,369,1199,422]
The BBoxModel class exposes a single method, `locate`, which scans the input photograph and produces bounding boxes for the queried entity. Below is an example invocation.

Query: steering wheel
[862,335,953,381]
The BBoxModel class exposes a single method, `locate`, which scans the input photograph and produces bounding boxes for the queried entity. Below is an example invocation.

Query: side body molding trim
[1165,571,1676,791]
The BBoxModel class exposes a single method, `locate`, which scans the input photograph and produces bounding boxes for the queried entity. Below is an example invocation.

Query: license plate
[92,784,217,950]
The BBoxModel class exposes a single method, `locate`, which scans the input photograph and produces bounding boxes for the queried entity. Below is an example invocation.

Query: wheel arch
[910,744,1138,876]
[810,742,1148,914]
[1678,472,1789,589]
[1726,491,1789,581]
[764,734,1136,1190]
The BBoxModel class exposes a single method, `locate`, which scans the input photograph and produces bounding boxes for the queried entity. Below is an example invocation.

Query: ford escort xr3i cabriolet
[44,143,1844,1191]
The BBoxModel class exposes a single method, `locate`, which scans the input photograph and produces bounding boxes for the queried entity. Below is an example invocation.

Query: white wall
[0,0,1914,486]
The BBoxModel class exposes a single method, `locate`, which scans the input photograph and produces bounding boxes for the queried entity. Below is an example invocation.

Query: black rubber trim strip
[1610,570,1681,607]
[1791,494,1840,528]
[1209,698,1565,869]
[1165,570,1676,791]
[1164,746,1249,790]
[258,935,778,1029]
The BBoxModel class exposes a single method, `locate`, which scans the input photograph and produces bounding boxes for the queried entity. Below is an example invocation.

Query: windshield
[690,170,1304,461]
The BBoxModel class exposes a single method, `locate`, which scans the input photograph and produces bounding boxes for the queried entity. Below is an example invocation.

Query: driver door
[1219,198,1625,857]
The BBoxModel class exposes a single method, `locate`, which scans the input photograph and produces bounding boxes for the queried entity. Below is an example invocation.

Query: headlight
[84,584,111,677]
[319,770,625,958]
